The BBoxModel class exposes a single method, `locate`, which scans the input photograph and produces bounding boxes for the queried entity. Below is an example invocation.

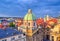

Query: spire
[46,15,49,21]
[28,9,32,14]
[46,15,49,18]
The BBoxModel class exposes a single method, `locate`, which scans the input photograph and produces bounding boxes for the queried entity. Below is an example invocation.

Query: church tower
[23,9,37,36]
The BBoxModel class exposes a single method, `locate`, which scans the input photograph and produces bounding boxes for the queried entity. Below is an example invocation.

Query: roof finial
[28,9,32,14]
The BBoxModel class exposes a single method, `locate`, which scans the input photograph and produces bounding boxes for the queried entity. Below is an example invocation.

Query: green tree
[9,22,15,29]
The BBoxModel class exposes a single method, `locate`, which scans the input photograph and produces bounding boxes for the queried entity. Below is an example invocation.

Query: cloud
[0,0,60,17]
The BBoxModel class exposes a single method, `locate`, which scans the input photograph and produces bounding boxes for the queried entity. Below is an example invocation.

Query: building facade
[0,34,26,41]
[50,24,60,41]
[23,9,37,36]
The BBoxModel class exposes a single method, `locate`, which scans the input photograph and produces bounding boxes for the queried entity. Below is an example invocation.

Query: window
[2,39,7,41]
[23,33,25,36]
[57,37,60,41]
[52,36,54,41]
[25,23,26,25]
[23,38,25,41]
[37,31,39,34]
[18,36,21,38]
[46,35,50,40]
[46,27,50,31]
[28,23,30,26]
[11,37,15,40]
[34,22,35,26]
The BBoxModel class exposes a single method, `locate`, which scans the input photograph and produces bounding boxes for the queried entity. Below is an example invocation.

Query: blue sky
[0,0,60,18]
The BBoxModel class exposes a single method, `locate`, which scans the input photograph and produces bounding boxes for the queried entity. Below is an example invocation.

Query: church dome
[24,9,36,21]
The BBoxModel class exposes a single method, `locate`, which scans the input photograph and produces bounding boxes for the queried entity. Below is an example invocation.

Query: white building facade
[0,34,26,41]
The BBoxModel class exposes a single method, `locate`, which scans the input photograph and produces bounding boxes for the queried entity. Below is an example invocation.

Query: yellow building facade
[50,24,60,41]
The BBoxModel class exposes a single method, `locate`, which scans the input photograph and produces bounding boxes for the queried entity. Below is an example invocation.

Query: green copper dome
[24,9,36,20]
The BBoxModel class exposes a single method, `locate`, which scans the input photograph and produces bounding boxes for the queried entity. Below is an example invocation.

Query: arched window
[28,23,30,26]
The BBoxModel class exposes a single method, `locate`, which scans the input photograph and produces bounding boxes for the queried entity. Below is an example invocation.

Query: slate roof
[0,28,22,39]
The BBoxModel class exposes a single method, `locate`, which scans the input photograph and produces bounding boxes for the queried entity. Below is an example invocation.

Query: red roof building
[36,18,44,26]
[0,24,3,29]
[46,18,58,28]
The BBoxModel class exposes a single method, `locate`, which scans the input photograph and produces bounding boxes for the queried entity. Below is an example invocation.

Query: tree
[9,22,15,29]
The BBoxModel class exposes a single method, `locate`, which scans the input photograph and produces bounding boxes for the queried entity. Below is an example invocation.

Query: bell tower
[23,9,37,36]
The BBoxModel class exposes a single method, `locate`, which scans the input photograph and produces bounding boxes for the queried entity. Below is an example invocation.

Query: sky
[0,0,60,18]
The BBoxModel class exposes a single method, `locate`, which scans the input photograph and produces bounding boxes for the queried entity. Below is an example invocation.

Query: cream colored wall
[23,20,34,34]
[23,20,37,36]
[23,20,36,28]
[54,36,57,41]
[50,34,60,41]
[51,24,60,33]
[50,35,57,41]
[22,20,27,33]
